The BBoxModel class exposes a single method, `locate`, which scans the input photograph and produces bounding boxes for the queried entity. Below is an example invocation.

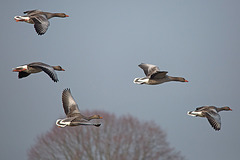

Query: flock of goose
[13,10,232,131]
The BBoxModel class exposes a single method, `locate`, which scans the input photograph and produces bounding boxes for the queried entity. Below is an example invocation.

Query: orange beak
[185,80,188,82]
[65,15,69,17]
[61,69,65,71]
[99,117,103,119]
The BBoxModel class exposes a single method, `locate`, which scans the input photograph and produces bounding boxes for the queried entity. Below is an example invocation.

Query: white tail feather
[187,111,196,116]
[56,119,69,128]
[14,16,30,21]
[133,78,148,84]
[187,111,202,117]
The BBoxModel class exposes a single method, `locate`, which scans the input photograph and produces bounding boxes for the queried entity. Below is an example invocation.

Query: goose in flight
[14,10,69,35]
[134,63,188,85]
[12,62,65,82]
[187,106,232,131]
[56,88,103,128]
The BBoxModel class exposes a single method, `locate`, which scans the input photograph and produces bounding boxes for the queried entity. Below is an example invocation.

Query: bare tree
[28,110,185,160]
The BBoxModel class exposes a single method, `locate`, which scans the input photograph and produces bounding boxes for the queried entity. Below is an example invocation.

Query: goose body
[187,106,232,131]
[14,10,69,35]
[12,62,65,82]
[56,88,102,128]
[134,63,188,85]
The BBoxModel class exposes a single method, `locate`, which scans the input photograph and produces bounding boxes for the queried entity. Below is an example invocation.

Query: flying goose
[187,106,232,131]
[12,62,65,82]
[134,63,188,85]
[14,10,69,35]
[56,88,103,128]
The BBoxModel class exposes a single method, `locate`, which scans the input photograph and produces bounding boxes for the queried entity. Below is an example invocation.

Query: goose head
[52,66,65,71]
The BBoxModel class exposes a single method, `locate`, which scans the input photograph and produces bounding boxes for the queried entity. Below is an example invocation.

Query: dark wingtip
[37,32,45,36]
[53,79,59,83]
[63,88,71,92]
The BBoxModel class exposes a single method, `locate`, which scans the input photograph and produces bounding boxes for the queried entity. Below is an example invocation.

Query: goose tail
[187,111,202,117]
[133,78,148,84]
[56,119,68,128]
[14,16,30,22]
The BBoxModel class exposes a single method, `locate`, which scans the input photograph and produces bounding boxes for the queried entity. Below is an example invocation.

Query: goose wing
[71,122,101,127]
[150,71,168,79]
[29,62,58,82]
[18,72,31,79]
[195,106,212,111]
[62,88,81,117]
[195,106,217,112]
[30,14,50,35]
[61,116,79,123]
[24,10,42,15]
[205,109,221,131]
[138,63,161,77]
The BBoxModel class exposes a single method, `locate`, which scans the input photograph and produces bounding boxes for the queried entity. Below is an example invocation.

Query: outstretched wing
[62,88,81,117]
[138,63,161,77]
[205,109,221,131]
[30,15,50,35]
[29,62,58,82]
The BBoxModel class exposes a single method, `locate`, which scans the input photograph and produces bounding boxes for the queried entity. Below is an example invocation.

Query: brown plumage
[187,106,232,131]
[14,10,69,35]
[134,63,188,85]
[12,62,65,82]
[56,88,103,127]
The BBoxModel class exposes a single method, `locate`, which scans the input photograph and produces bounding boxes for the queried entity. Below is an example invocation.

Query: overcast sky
[1,0,240,160]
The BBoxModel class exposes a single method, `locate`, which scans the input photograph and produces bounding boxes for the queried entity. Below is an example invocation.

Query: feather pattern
[150,71,168,79]
[23,9,42,15]
[205,111,221,131]
[138,63,161,77]
[14,10,68,35]
[12,62,64,82]
[187,106,232,131]
[134,63,187,85]
[31,15,50,35]
[28,62,58,82]
[62,88,81,116]
[56,88,102,128]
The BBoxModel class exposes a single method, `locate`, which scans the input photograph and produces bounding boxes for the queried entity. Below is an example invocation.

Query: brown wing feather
[205,111,221,131]
[62,88,81,117]
[150,71,168,79]
[138,63,160,77]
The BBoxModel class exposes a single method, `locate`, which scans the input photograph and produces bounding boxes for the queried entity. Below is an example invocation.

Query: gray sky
[1,0,240,159]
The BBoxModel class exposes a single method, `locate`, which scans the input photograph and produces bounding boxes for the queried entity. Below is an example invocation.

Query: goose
[56,88,103,128]
[133,63,188,85]
[187,106,232,131]
[14,10,69,35]
[12,62,65,82]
